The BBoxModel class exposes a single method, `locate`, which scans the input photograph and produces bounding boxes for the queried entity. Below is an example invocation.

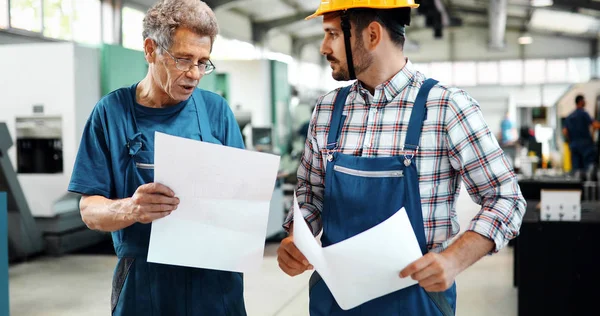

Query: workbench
[514,200,600,316]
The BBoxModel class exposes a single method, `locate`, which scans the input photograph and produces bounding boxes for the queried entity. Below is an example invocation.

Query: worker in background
[277,0,526,314]
[500,111,517,145]
[563,95,600,174]
[67,1,246,315]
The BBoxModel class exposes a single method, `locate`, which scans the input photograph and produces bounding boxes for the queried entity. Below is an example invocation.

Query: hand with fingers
[127,183,180,224]
[399,252,459,292]
[277,235,314,276]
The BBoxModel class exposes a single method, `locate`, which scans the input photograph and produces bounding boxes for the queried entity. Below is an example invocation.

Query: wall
[210,59,271,127]
[265,31,292,57]
[74,45,102,150]
[299,43,323,65]
[215,9,252,43]
[0,42,76,217]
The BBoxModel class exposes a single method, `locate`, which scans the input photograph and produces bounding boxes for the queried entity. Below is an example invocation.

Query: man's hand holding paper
[288,195,424,310]
[147,132,281,273]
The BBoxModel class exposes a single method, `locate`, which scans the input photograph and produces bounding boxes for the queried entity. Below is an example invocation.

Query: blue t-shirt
[565,108,593,147]
[68,84,245,199]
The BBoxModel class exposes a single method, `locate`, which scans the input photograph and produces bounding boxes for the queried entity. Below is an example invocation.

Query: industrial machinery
[0,122,108,261]
[0,123,44,261]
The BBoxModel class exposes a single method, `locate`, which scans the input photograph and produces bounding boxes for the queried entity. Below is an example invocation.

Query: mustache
[326,55,339,63]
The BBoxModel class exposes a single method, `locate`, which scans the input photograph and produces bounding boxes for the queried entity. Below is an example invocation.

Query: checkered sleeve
[444,89,526,253]
[282,98,326,236]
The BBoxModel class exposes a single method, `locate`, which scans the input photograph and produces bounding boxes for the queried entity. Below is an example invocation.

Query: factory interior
[1,0,599,315]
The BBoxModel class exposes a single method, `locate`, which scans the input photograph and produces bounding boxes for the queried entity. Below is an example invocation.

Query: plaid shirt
[284,60,526,253]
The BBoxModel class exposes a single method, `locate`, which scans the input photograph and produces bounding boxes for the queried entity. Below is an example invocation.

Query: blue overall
[308,79,456,315]
[69,85,246,315]
[111,88,246,315]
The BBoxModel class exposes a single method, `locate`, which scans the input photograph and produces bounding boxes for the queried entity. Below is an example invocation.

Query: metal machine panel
[0,123,44,260]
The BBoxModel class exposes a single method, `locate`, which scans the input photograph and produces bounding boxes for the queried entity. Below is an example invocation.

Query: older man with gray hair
[68,0,247,314]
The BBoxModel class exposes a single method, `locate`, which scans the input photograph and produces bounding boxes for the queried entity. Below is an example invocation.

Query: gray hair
[142,0,219,52]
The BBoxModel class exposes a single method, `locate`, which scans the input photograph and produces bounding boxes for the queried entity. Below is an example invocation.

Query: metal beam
[452,5,527,22]
[280,0,303,12]
[204,0,243,9]
[252,11,313,43]
[291,34,323,58]
[552,0,600,11]
[254,11,314,30]
[291,20,594,50]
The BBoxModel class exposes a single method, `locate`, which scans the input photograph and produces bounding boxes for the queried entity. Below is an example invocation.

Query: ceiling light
[518,34,533,45]
[530,9,600,34]
[530,0,553,7]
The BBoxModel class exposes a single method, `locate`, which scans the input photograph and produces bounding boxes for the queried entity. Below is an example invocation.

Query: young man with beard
[277,0,526,314]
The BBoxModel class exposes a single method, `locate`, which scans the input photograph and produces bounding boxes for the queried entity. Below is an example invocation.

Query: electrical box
[540,189,581,222]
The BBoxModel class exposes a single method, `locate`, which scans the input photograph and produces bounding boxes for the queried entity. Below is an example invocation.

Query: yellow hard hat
[306,0,420,20]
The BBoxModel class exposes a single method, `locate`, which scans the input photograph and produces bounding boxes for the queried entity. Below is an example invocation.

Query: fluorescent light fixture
[530,0,553,7]
[529,9,600,34]
[518,34,533,45]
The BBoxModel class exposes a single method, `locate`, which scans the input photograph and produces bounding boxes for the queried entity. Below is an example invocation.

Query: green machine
[101,44,148,96]
[270,60,292,155]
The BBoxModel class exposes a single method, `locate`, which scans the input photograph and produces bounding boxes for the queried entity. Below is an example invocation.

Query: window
[524,59,546,84]
[429,62,453,85]
[0,0,8,28]
[453,62,477,86]
[121,6,145,51]
[10,0,42,32]
[546,59,568,83]
[43,0,73,40]
[72,0,101,44]
[477,62,499,85]
[499,60,523,85]
[567,58,591,83]
[412,63,430,77]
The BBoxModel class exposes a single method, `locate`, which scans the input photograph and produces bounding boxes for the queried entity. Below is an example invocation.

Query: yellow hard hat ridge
[306,0,420,20]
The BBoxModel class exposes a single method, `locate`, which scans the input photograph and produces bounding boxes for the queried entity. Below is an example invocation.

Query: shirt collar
[351,58,417,103]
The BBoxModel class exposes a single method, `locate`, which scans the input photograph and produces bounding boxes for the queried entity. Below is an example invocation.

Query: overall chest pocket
[133,150,154,183]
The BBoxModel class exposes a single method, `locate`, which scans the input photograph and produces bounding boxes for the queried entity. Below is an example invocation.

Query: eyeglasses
[159,44,216,75]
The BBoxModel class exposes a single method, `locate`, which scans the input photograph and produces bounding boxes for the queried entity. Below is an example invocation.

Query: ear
[365,21,383,50]
[144,38,157,63]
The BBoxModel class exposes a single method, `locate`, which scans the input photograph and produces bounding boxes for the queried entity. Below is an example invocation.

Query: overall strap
[126,84,142,156]
[192,89,218,143]
[404,78,439,148]
[326,86,352,150]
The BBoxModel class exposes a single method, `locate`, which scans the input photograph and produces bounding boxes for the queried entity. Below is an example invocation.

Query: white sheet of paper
[293,195,422,310]
[147,132,280,273]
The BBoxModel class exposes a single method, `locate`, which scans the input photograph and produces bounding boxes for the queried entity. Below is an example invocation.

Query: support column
[591,39,598,79]
[101,0,122,45]
[488,0,507,50]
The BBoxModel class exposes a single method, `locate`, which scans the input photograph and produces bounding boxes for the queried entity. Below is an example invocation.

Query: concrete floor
[8,188,518,316]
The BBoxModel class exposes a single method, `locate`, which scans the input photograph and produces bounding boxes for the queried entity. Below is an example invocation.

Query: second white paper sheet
[293,195,422,310]
[148,132,280,273]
